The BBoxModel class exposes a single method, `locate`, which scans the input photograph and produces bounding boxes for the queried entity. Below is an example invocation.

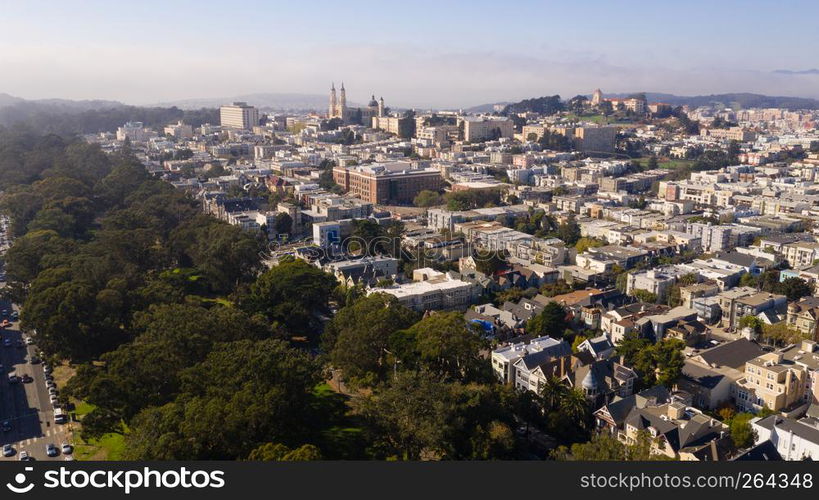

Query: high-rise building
[220,102,259,130]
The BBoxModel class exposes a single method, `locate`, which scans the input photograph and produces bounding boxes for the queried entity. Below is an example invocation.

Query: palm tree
[559,389,590,427]
[539,377,568,412]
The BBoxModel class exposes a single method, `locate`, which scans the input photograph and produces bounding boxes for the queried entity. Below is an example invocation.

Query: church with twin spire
[328,82,385,125]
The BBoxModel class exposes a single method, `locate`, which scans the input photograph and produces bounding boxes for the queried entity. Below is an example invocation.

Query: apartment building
[461,116,514,142]
[491,336,570,385]
[685,223,733,253]
[736,351,807,413]
[220,102,260,130]
[369,268,481,312]
[333,161,444,204]
[782,241,819,268]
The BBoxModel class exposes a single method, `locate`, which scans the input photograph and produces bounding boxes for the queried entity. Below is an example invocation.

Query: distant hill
[0,93,124,111]
[600,92,819,110]
[462,102,511,114]
[466,92,819,113]
[0,93,218,134]
[154,93,362,111]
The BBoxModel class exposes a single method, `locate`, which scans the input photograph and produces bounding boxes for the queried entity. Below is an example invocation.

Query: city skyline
[2,0,819,108]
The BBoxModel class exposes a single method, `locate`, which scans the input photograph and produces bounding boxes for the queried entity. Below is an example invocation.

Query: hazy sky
[2,0,819,108]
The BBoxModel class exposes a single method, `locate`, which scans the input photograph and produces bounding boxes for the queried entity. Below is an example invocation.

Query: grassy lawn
[70,400,129,460]
[639,157,695,170]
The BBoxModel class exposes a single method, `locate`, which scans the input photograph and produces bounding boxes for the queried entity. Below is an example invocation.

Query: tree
[247,443,322,461]
[761,321,809,346]
[352,370,517,460]
[124,339,329,460]
[526,302,569,338]
[630,338,686,387]
[729,413,756,449]
[413,190,443,207]
[391,311,489,383]
[738,315,763,334]
[556,214,581,246]
[243,259,336,336]
[632,289,658,304]
[325,293,419,386]
[647,155,659,170]
[773,277,813,301]
[273,212,292,235]
[474,249,507,276]
[574,237,604,254]
[553,430,669,461]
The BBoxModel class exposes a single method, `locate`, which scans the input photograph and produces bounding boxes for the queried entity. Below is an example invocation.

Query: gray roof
[755,415,819,446]
[682,361,726,390]
[695,339,765,370]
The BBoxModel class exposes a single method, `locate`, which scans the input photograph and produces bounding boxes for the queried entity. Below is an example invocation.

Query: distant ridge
[467,92,819,112]
[153,93,362,111]
[597,92,819,110]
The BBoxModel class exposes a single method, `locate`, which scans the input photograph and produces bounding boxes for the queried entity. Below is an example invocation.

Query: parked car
[20,374,32,383]
[61,443,73,455]
[49,395,59,406]
[2,339,11,347]
[7,373,18,384]
[2,444,13,457]
[29,356,40,364]
[19,451,33,461]
[1,421,11,432]
[46,444,59,457]
[24,336,33,345]
[10,311,19,321]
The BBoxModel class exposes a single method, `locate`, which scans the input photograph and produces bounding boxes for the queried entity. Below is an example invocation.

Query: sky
[2,0,819,108]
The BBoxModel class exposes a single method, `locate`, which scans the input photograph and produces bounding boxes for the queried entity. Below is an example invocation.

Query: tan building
[574,126,617,153]
[461,116,514,142]
[786,297,819,340]
[736,352,807,413]
[700,127,756,142]
[219,102,259,130]
[332,161,444,204]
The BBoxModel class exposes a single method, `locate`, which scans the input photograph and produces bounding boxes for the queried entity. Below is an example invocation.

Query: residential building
[220,102,260,130]
[333,162,444,204]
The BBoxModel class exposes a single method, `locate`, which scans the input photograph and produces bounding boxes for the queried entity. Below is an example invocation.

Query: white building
[752,415,819,460]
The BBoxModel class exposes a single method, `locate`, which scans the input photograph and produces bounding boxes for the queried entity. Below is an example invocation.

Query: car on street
[61,443,73,455]
[1,421,11,432]
[2,444,14,457]
[46,444,59,457]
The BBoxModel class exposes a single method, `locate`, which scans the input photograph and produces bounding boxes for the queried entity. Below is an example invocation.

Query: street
[0,298,71,461]
[0,212,72,461]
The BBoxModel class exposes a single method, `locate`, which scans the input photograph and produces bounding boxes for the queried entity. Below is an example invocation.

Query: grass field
[638,157,695,170]
[71,400,128,460]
